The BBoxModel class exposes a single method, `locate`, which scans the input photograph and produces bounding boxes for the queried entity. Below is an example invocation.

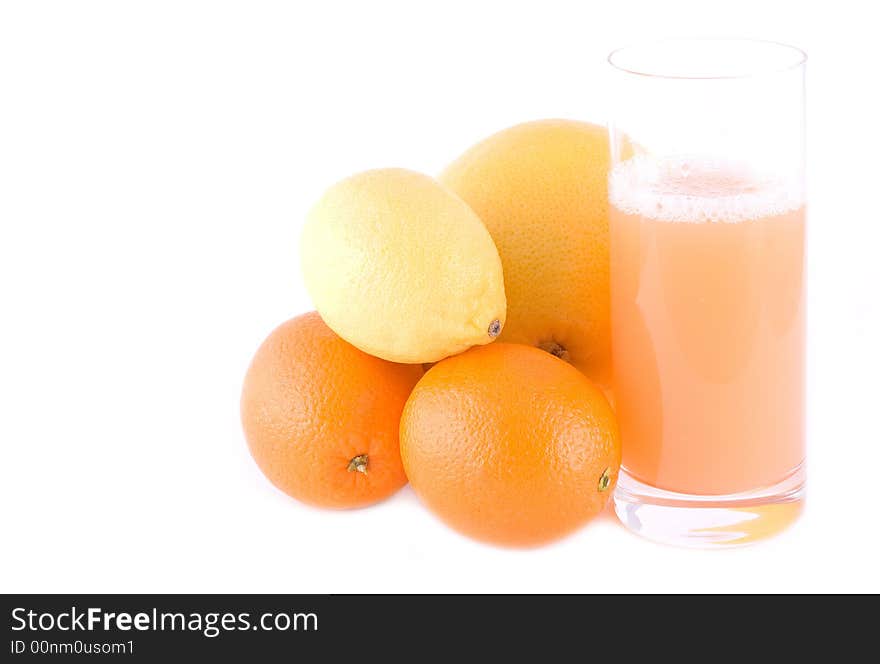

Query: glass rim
[607,38,807,81]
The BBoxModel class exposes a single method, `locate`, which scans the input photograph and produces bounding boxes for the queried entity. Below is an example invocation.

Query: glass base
[613,463,804,548]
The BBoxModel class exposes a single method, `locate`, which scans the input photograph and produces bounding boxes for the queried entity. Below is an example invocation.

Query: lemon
[301,168,506,363]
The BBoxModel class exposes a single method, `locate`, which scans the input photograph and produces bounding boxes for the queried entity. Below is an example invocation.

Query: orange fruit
[241,312,423,508]
[440,119,613,389]
[400,343,620,547]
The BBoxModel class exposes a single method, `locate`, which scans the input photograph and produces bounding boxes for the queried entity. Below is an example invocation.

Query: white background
[2,1,878,593]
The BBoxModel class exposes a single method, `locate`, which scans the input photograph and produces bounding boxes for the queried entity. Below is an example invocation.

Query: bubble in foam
[609,155,804,223]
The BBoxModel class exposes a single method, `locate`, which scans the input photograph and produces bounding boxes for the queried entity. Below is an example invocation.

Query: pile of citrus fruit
[241,119,621,547]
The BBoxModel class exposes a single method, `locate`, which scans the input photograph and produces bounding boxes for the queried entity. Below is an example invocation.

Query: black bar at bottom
[0,594,870,659]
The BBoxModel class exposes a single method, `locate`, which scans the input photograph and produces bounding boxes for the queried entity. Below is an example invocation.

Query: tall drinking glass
[607,39,806,546]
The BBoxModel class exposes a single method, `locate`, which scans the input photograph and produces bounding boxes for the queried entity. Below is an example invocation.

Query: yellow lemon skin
[301,168,506,364]
[440,120,612,389]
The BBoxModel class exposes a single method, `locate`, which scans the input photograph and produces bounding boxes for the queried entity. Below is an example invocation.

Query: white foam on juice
[609,155,804,223]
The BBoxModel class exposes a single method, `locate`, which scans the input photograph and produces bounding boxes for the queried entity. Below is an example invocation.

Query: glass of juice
[607,39,807,546]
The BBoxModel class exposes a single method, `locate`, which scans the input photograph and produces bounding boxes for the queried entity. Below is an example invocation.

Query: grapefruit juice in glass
[607,40,807,546]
